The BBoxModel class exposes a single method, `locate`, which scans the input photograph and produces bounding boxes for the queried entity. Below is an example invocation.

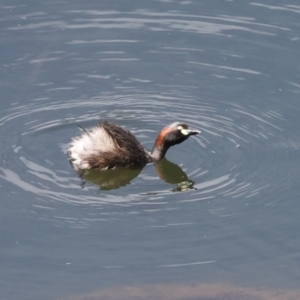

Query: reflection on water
[154,158,195,191]
[81,168,143,190]
[80,158,195,191]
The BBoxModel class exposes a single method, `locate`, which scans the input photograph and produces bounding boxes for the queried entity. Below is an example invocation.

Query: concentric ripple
[0,89,286,210]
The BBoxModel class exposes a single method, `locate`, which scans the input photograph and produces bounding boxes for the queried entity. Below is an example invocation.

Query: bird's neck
[150,140,170,161]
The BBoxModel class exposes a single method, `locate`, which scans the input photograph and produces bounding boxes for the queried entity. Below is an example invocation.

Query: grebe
[68,121,200,171]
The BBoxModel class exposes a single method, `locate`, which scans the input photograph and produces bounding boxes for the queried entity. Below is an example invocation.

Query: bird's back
[68,121,149,171]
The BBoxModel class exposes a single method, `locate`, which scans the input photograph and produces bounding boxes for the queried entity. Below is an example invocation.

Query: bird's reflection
[79,168,142,190]
[154,158,195,191]
[78,158,195,191]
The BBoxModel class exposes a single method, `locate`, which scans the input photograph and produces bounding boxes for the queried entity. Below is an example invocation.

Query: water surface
[1,1,300,299]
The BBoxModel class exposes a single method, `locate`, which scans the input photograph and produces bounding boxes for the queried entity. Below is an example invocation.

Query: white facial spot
[177,125,189,135]
[181,129,189,135]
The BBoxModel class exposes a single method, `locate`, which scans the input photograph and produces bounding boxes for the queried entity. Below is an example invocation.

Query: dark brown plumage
[68,121,200,171]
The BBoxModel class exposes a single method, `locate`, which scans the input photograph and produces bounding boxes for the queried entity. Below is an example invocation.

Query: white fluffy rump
[68,126,116,171]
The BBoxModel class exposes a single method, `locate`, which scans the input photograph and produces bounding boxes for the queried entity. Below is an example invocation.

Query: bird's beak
[187,128,201,136]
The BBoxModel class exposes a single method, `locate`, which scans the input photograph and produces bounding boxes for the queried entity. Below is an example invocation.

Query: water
[1,1,300,299]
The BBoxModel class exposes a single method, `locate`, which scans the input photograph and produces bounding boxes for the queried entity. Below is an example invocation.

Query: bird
[68,121,200,171]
